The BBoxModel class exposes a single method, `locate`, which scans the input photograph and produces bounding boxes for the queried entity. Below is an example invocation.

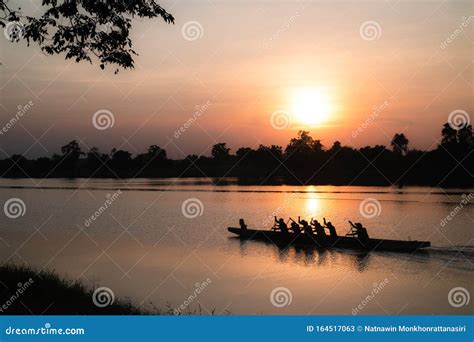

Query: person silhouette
[348,221,370,244]
[289,218,302,234]
[298,216,313,236]
[310,218,326,237]
[273,216,289,235]
[239,218,248,231]
[323,217,338,238]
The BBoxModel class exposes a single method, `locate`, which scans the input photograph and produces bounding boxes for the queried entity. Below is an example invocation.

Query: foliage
[0,264,144,314]
[0,123,472,187]
[391,133,409,156]
[0,0,174,72]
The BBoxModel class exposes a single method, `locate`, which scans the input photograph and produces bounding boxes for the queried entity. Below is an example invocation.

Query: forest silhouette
[1,122,472,187]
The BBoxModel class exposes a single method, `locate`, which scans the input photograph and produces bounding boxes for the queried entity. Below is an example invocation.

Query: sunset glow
[291,87,332,126]
[0,0,472,326]
[0,1,471,157]
[304,197,320,216]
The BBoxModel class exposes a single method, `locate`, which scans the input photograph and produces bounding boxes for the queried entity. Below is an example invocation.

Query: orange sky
[0,0,472,158]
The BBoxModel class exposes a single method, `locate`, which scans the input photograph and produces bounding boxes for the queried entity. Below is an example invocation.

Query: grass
[0,264,223,315]
[0,264,154,315]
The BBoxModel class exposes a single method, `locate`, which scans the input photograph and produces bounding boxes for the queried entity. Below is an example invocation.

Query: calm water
[0,178,472,315]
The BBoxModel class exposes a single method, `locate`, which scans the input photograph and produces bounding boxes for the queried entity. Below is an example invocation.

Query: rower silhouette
[273,216,289,235]
[289,218,302,234]
[239,218,248,231]
[348,221,370,245]
[323,217,338,238]
[310,218,326,237]
[298,216,313,236]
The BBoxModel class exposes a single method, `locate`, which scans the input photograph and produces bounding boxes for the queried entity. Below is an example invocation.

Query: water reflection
[304,197,320,217]
[232,237,372,272]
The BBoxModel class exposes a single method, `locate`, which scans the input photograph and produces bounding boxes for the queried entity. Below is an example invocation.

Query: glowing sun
[291,87,332,126]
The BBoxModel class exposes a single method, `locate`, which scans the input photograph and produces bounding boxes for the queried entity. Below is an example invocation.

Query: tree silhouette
[61,140,83,161]
[285,130,314,155]
[211,143,230,160]
[441,123,473,148]
[0,0,174,72]
[146,145,167,161]
[391,133,409,156]
[457,125,474,148]
[59,140,84,176]
[134,144,168,175]
[0,123,472,186]
[236,147,252,160]
[110,149,132,172]
[329,141,341,153]
[85,147,108,174]
[441,123,458,145]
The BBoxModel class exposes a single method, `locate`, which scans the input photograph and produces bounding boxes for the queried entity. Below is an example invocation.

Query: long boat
[228,227,430,253]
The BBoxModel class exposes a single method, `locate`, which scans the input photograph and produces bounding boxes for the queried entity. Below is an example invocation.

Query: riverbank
[0,264,152,315]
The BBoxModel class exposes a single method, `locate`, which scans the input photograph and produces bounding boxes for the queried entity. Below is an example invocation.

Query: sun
[291,87,332,126]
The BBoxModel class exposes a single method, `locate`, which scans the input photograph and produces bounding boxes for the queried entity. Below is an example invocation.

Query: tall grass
[0,264,151,315]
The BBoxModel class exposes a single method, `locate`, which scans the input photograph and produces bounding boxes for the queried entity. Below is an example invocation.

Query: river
[0,178,472,314]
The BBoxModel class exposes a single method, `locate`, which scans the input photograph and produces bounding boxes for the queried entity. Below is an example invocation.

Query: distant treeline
[1,122,473,187]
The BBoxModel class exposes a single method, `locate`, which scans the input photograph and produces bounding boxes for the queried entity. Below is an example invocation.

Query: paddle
[345,221,356,236]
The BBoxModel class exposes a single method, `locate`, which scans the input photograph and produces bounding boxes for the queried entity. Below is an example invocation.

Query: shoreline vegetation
[0,264,164,315]
[0,264,217,315]
[1,124,473,187]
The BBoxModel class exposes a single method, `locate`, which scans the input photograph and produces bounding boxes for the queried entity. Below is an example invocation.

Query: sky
[0,0,472,159]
